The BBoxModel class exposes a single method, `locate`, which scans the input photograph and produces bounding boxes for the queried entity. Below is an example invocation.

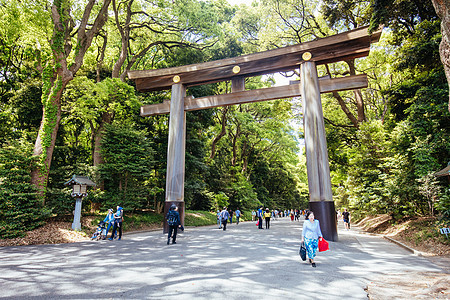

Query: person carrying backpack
[166,204,181,245]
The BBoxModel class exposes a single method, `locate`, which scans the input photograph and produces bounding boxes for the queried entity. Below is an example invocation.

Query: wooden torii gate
[128,26,381,241]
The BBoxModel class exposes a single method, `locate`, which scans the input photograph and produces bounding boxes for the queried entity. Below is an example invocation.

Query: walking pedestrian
[264,208,271,229]
[301,211,323,267]
[235,208,241,224]
[342,208,351,230]
[217,209,222,229]
[220,207,230,231]
[166,204,181,245]
[251,210,256,222]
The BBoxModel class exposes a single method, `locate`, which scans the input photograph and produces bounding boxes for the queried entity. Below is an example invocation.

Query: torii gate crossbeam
[128,26,382,240]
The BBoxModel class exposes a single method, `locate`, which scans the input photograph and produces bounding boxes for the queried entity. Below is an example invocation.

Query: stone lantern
[434,162,450,184]
[64,175,96,230]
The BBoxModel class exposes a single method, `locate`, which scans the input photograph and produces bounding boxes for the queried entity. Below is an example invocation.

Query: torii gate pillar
[163,83,186,233]
[301,61,338,241]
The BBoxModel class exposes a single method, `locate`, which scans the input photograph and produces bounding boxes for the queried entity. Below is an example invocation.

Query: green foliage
[64,77,141,126]
[213,192,230,210]
[435,189,450,227]
[369,0,437,39]
[322,0,372,29]
[401,218,448,246]
[395,20,442,72]
[184,110,214,210]
[344,120,391,215]
[184,210,217,226]
[98,123,155,210]
[0,139,50,239]
[121,211,164,228]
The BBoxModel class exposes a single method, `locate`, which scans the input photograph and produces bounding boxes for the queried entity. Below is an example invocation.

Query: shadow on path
[0,217,446,299]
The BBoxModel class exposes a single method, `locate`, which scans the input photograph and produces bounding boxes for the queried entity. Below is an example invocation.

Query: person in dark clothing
[166,204,181,244]
[109,206,123,241]
[342,208,351,230]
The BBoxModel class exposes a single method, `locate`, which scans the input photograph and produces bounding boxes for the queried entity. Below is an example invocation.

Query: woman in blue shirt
[103,209,114,239]
[301,211,323,267]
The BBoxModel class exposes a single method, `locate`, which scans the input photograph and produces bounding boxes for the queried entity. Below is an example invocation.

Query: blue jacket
[114,207,123,223]
[103,213,114,224]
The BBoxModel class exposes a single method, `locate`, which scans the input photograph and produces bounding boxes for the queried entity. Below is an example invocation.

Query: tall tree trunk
[111,0,132,79]
[210,107,228,159]
[31,77,68,201]
[346,59,366,123]
[231,124,241,167]
[93,111,113,167]
[96,33,108,83]
[431,0,450,113]
[241,138,248,174]
[332,91,359,127]
[31,0,112,201]
[325,64,360,127]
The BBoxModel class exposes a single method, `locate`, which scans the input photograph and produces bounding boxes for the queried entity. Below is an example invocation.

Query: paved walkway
[0,217,447,299]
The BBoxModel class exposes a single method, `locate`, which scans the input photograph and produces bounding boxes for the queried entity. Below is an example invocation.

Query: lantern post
[64,175,96,231]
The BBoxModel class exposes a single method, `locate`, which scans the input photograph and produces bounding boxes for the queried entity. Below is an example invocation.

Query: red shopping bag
[318,237,329,252]
[256,220,259,226]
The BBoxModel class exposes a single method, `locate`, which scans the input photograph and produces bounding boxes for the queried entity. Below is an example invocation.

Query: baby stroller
[91,221,107,240]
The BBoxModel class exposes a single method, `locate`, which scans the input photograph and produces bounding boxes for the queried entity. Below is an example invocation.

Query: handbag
[318,237,329,252]
[299,242,306,261]
[256,220,259,226]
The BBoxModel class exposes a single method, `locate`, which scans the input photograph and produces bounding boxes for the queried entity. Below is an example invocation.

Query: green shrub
[184,210,217,226]
[0,140,50,239]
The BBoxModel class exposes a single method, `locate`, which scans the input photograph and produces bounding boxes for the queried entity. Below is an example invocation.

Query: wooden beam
[231,76,245,92]
[129,26,381,92]
[140,74,368,117]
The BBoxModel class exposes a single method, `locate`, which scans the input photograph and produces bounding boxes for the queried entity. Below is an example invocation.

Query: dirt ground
[0,216,161,247]
[355,215,450,299]
[355,215,450,256]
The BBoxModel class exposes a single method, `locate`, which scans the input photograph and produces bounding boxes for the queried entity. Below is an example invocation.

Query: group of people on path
[100,206,124,241]
[254,207,272,229]
[97,203,351,270]
[216,207,241,230]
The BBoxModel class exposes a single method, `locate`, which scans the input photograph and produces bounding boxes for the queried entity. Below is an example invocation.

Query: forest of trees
[0,0,449,238]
